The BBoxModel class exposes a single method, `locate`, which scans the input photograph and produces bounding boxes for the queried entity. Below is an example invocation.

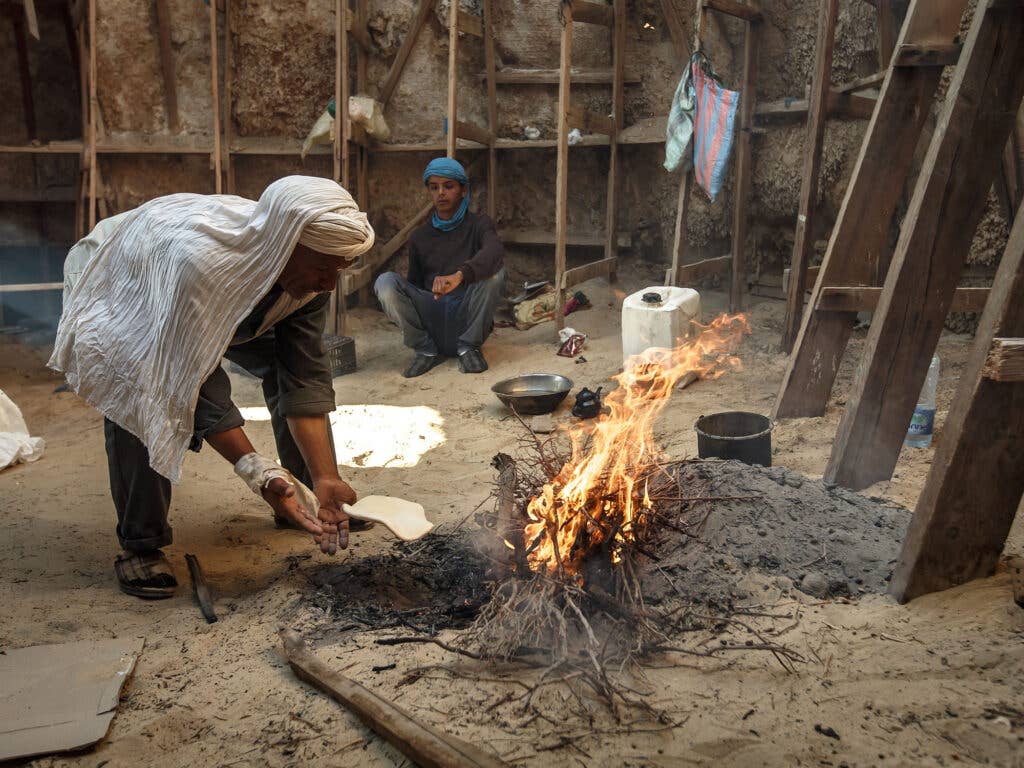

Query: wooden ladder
[774,0,1024,491]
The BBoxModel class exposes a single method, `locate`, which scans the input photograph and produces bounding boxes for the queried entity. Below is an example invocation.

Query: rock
[530,414,555,434]
[799,572,829,598]
[784,474,803,488]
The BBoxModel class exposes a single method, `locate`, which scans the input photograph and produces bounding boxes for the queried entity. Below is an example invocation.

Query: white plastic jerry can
[621,286,701,367]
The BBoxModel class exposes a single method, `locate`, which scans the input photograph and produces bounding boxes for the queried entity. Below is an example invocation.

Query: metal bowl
[491,374,573,416]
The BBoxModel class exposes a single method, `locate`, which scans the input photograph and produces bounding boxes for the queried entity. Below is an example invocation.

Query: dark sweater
[407,211,504,290]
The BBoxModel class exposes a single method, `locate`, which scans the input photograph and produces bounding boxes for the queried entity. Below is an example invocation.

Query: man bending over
[374,158,506,377]
[51,176,375,598]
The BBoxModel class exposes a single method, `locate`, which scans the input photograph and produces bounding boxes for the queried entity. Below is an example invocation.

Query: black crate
[323,334,357,377]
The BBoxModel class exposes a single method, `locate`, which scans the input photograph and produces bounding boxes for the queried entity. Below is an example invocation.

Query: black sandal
[114,550,178,599]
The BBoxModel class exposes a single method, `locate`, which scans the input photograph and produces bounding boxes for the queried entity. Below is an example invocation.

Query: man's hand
[432,271,464,299]
[261,477,325,537]
[313,477,357,550]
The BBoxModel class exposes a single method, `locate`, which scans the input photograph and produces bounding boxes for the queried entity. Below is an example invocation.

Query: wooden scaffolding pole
[554,6,573,331]
[602,0,625,279]
[223,0,235,194]
[483,0,498,217]
[154,0,179,132]
[824,0,1024,490]
[334,0,350,187]
[728,5,759,313]
[87,0,97,229]
[209,0,222,194]
[889,198,1024,602]
[773,0,969,420]
[446,0,459,158]
[781,0,839,352]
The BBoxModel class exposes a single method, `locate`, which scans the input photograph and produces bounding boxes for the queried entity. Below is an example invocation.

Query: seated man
[51,176,375,599]
[374,158,506,377]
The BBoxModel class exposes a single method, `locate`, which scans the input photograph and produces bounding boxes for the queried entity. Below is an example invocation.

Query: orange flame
[524,313,750,576]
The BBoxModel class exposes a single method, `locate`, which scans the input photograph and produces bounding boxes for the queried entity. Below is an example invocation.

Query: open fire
[523,314,750,578]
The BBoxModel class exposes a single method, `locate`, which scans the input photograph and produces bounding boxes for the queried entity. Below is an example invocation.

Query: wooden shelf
[501,227,631,248]
[482,67,641,85]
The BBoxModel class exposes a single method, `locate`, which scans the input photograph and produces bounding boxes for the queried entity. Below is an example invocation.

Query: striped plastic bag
[691,53,739,202]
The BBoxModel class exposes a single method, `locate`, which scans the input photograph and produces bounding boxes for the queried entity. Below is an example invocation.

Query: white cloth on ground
[49,176,374,483]
[0,389,45,470]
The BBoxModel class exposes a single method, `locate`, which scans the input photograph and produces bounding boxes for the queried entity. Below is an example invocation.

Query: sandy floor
[2,271,1022,767]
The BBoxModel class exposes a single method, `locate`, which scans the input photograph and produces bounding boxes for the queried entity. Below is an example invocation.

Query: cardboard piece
[0,638,144,761]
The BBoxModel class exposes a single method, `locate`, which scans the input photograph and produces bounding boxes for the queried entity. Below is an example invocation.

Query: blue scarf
[423,157,470,232]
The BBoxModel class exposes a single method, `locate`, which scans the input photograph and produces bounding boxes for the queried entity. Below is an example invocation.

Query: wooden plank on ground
[378,0,437,107]
[729,9,758,312]
[782,0,839,352]
[817,286,989,313]
[889,199,1024,602]
[554,8,573,332]
[773,0,970,420]
[982,337,1024,382]
[673,254,731,283]
[825,2,1024,490]
[154,0,179,131]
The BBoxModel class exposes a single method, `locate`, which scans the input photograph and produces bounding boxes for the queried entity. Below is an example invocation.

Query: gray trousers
[374,268,507,357]
[106,334,333,552]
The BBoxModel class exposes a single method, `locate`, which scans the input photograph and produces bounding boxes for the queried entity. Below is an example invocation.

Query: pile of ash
[643,460,911,608]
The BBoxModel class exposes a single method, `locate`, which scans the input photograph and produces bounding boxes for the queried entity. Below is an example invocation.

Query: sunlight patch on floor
[236,404,446,468]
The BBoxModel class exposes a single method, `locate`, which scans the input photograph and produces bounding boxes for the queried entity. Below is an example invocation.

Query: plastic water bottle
[905,354,940,448]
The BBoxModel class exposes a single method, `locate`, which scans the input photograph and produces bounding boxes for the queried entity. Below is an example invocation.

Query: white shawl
[49,176,374,482]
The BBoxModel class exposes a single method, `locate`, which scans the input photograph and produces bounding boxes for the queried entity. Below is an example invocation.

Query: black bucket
[694,411,774,467]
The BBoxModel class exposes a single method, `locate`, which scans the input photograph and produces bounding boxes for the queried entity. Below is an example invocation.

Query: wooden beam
[222,0,234,193]
[774,0,969,420]
[833,70,887,94]
[782,0,839,352]
[659,0,689,61]
[0,282,64,293]
[88,0,96,228]
[446,0,458,157]
[983,337,1024,382]
[345,7,374,51]
[0,185,77,202]
[604,0,625,277]
[825,2,1024,490]
[876,0,897,68]
[730,9,759,312]
[817,286,990,313]
[454,119,493,146]
[501,228,631,247]
[153,0,179,132]
[893,42,962,67]
[378,0,436,107]
[567,103,616,136]
[209,0,222,193]
[457,9,482,37]
[672,254,731,283]
[484,67,641,85]
[22,0,38,39]
[889,201,1024,601]
[756,90,877,120]
[11,7,37,141]
[562,257,617,289]
[703,0,762,23]
[483,0,498,219]
[340,0,350,188]
[568,0,614,26]
[554,8,573,331]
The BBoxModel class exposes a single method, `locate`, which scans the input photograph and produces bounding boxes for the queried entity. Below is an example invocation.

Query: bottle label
[908,407,935,436]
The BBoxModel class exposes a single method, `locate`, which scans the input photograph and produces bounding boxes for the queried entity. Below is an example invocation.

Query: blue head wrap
[423,157,470,232]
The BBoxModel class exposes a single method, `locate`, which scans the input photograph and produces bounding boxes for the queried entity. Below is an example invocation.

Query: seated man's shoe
[403,353,442,378]
[458,348,488,374]
[114,549,178,599]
